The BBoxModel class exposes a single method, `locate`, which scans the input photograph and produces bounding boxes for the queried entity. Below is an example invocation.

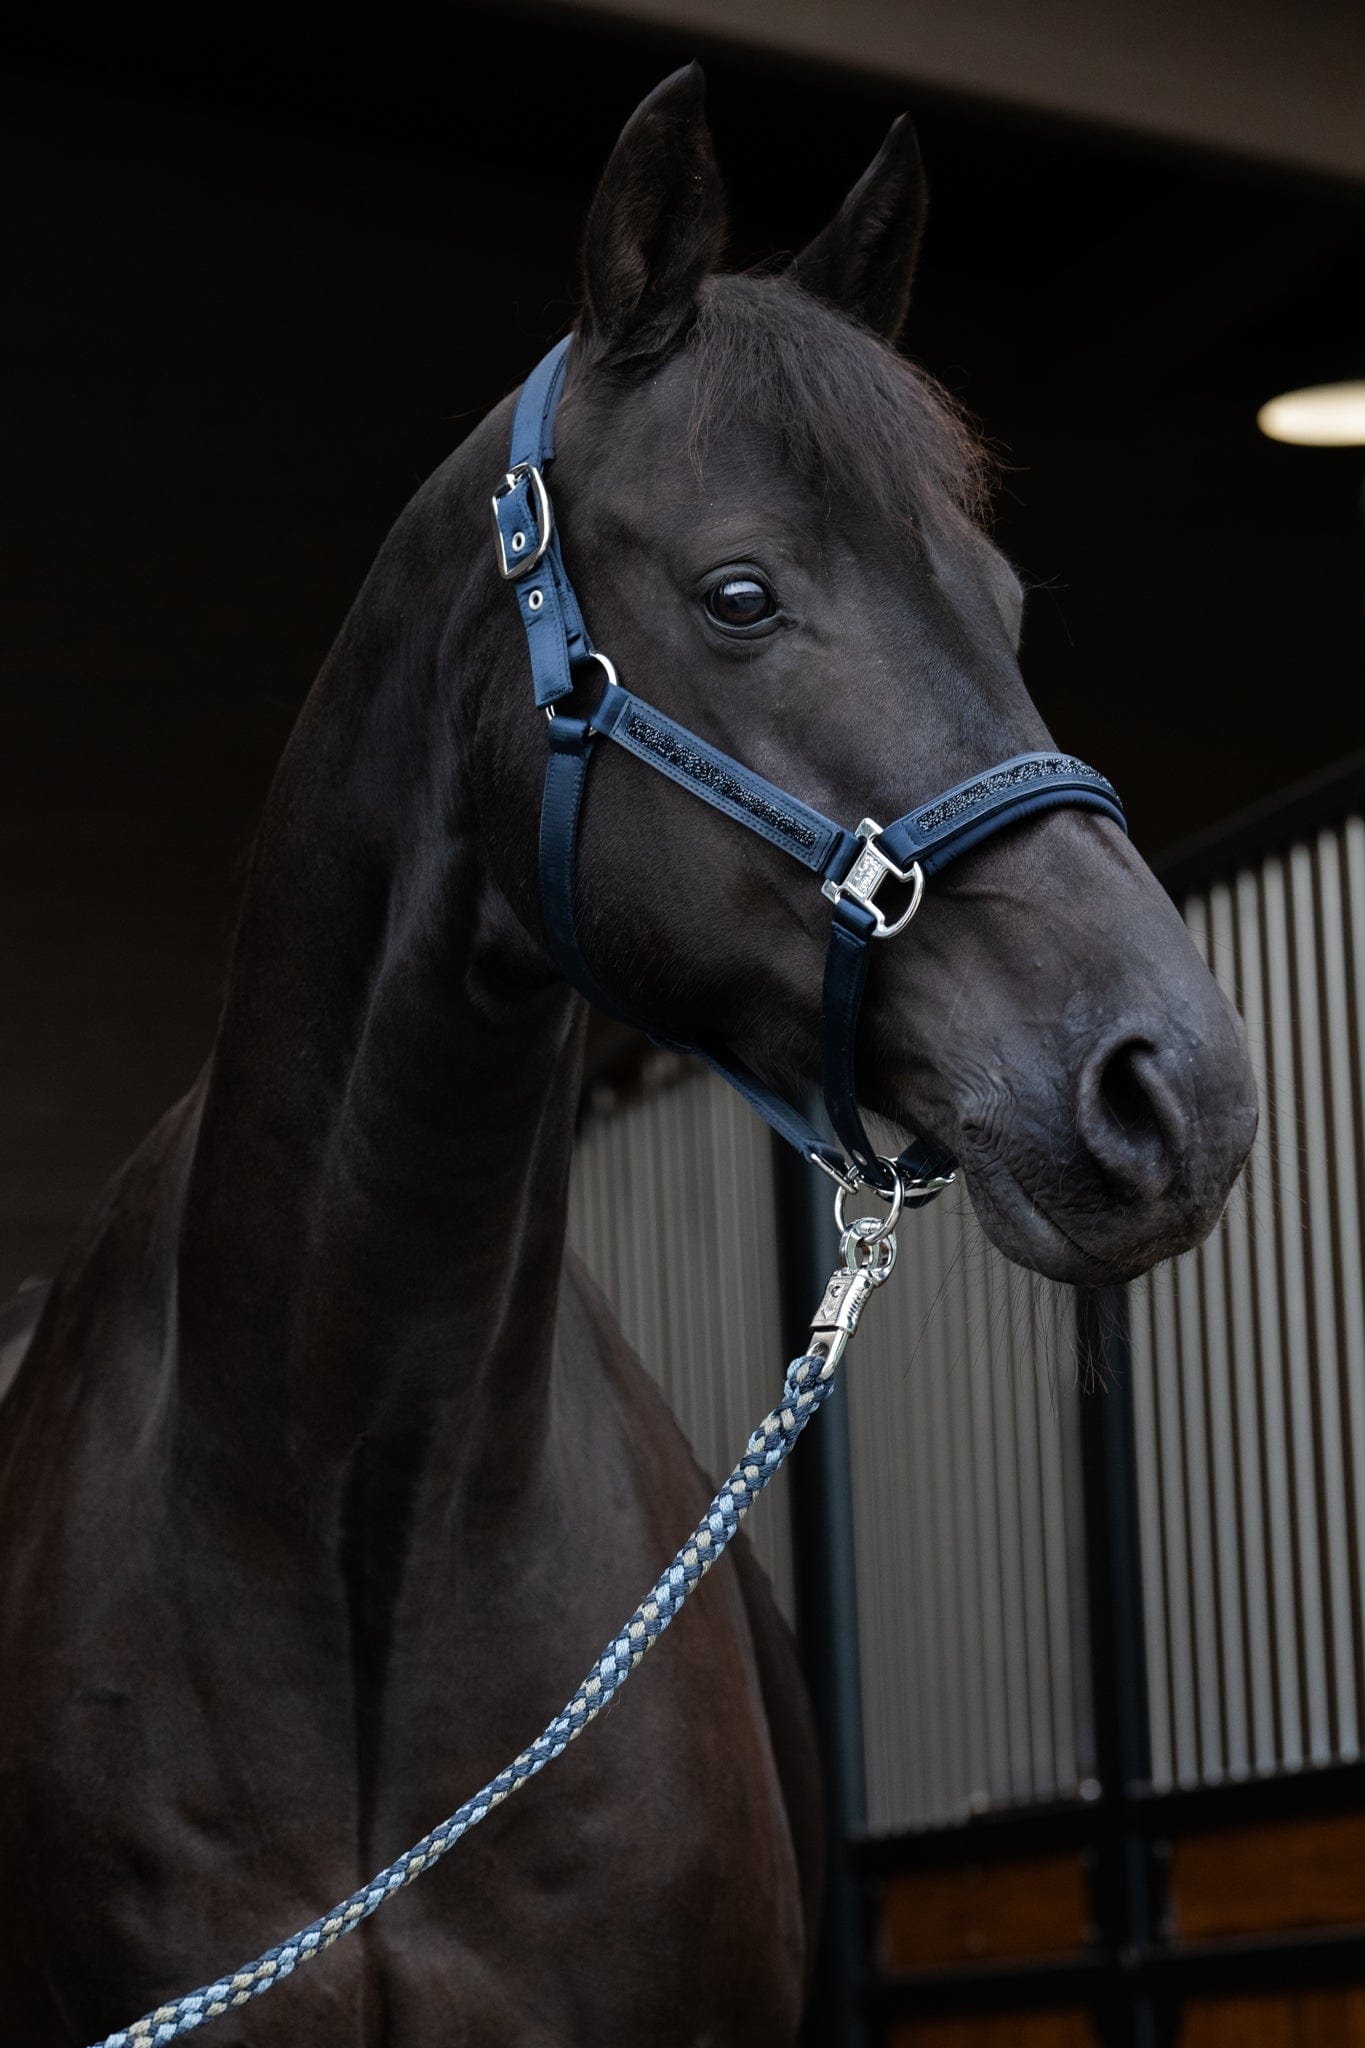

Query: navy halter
[493,335,1127,1198]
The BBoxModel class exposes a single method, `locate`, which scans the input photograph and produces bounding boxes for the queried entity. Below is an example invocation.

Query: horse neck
[175,407,583,1510]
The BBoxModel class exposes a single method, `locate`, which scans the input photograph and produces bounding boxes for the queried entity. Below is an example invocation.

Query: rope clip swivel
[809,1154,903,1377]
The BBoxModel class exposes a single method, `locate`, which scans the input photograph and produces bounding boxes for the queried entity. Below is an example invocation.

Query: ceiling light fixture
[1257,381,1365,448]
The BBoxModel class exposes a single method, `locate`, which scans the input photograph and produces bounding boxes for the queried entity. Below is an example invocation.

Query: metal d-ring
[543,651,619,729]
[834,1158,906,1239]
[872,857,924,939]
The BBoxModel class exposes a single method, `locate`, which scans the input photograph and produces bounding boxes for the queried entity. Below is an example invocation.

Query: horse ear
[788,116,927,341]
[579,64,726,367]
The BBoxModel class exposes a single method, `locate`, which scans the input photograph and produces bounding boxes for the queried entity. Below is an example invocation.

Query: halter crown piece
[494,335,1127,1200]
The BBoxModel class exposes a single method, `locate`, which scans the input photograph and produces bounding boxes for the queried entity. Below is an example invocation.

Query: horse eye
[705,576,777,631]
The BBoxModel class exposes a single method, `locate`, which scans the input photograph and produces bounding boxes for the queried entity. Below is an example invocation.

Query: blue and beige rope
[92,1348,838,2048]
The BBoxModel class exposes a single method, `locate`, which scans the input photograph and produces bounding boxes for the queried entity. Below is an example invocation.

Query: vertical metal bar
[1265,854,1332,1765]
[1127,1279,1174,1793]
[1059,1299,1100,1791]
[618,1105,651,1376]
[1238,865,1304,1770]
[877,1249,922,1833]
[964,1203,1011,1805]
[1198,1206,1247,1778]
[697,1079,729,1471]
[849,1332,892,1831]
[1076,1287,1161,2048]
[901,1190,948,1827]
[652,1085,683,1441]
[1186,893,1246,1780]
[752,1089,800,1623]
[919,1208,965,1819]
[774,1134,868,2048]
[907,1215,950,1822]
[1292,841,1357,1758]
[1009,1268,1054,1800]
[847,1212,900,1843]
[1151,1257,1198,1785]
[988,1242,1033,1800]
[1209,877,1277,1774]
[929,1196,970,1810]
[1174,1240,1222,1782]
[1335,821,1365,1722]
[679,1082,709,1453]
[867,1210,923,1830]
[1038,1286,1081,1795]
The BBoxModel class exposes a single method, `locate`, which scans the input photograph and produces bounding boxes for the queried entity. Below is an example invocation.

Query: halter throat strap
[494,335,1127,1195]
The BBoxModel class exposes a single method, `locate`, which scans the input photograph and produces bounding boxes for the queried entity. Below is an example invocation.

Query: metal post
[1076,1285,1167,2048]
[773,1134,871,2048]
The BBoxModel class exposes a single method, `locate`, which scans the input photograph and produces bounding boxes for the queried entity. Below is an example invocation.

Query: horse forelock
[684,272,993,539]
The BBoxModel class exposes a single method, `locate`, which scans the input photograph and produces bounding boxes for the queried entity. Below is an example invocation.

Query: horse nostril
[1079,1035,1188,1199]
[1101,1042,1159,1137]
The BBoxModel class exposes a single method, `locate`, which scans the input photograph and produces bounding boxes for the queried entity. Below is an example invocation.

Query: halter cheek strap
[493,335,1128,1197]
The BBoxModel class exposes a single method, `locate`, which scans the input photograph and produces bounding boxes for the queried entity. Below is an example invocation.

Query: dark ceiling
[6,5,1362,848]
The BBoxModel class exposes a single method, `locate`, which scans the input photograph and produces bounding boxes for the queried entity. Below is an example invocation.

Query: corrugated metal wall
[566,810,1365,1833]
[1130,817,1365,1791]
[568,1064,1096,1834]
[845,1187,1095,1831]
[567,1056,795,1619]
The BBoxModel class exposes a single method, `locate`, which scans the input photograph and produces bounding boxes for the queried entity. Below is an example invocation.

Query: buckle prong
[808,1150,865,1196]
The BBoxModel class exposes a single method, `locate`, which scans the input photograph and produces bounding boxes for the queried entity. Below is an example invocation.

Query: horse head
[479,65,1257,1285]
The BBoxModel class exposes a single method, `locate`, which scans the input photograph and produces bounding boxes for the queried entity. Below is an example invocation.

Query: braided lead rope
[92,1349,838,2048]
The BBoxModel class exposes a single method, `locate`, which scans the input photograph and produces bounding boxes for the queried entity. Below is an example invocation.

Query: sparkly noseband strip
[621,709,822,854]
[910,754,1100,836]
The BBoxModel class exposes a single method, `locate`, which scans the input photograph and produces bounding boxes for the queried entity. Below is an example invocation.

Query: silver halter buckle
[821,819,925,939]
[491,462,554,580]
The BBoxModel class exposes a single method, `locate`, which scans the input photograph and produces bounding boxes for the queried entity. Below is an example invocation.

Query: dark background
[3,7,1363,1290]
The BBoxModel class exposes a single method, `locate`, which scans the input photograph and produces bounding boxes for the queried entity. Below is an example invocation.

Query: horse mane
[687,273,992,539]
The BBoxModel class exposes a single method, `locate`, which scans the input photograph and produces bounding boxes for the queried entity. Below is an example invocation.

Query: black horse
[0,66,1256,2047]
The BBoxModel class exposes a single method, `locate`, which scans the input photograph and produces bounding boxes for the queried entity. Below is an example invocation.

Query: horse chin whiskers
[956,1122,1229,1287]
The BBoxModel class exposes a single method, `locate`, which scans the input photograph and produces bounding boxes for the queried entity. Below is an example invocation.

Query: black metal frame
[776,1131,873,2048]
[779,756,1365,2044]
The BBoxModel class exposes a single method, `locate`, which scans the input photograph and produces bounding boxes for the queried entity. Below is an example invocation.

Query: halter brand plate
[495,334,1127,1197]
